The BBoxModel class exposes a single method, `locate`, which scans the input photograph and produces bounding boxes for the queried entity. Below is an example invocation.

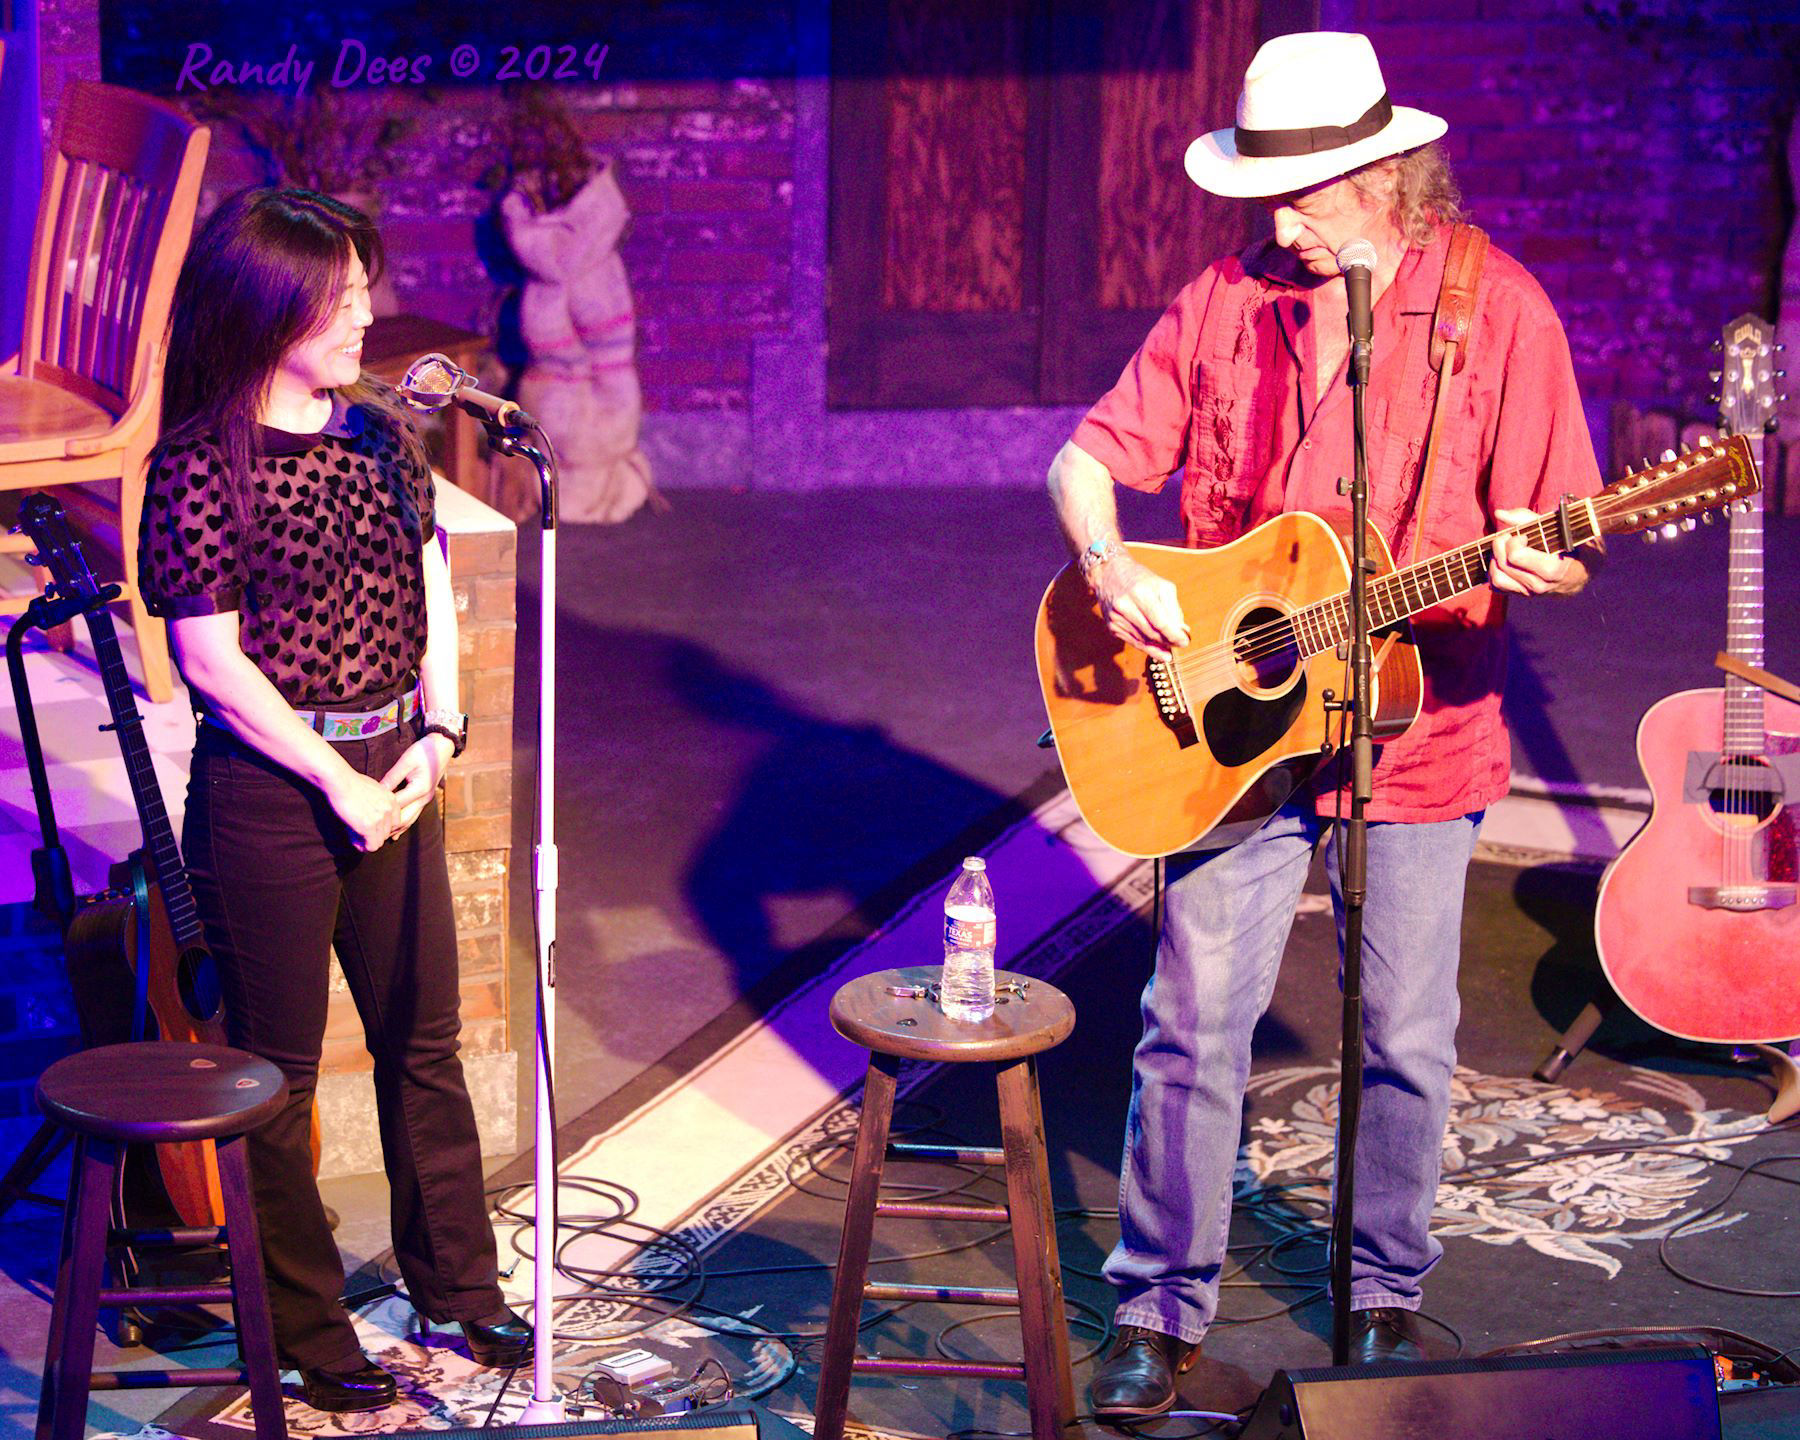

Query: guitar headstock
[1718,312,1781,440]
[1588,434,1762,544]
[14,493,104,604]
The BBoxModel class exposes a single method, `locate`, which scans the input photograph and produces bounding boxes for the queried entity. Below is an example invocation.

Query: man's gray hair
[1348,142,1467,246]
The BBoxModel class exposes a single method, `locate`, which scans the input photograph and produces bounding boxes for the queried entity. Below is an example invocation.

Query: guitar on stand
[16,494,235,1230]
[1576,315,1800,1114]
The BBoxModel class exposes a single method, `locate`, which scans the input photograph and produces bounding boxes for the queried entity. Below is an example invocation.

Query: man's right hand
[326,770,407,851]
[1091,554,1191,660]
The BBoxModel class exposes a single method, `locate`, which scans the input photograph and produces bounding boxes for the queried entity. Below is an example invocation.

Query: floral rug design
[1241,1064,1767,1278]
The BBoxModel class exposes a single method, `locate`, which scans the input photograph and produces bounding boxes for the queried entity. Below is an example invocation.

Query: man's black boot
[1348,1307,1426,1364]
[1089,1324,1201,1420]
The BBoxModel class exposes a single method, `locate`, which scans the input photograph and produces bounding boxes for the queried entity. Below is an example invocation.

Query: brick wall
[315,484,518,1175]
[35,2,1800,459]
[1332,0,1799,441]
[38,0,799,418]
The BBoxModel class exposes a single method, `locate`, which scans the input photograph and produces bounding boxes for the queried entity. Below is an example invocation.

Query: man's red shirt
[1070,229,1603,822]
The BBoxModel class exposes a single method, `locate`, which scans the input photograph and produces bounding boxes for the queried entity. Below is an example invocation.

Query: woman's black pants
[182,721,504,1369]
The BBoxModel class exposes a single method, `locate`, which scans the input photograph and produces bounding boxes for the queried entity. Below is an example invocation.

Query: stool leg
[997,1057,1075,1439]
[37,1137,116,1440]
[215,1134,288,1440]
[814,1051,900,1440]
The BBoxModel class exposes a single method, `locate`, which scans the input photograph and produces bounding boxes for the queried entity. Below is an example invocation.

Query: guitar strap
[1407,223,1490,564]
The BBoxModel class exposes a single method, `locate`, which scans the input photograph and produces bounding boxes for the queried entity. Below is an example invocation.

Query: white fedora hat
[1185,32,1447,199]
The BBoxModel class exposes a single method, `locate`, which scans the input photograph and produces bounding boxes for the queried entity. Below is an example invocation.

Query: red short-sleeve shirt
[1071,230,1603,822]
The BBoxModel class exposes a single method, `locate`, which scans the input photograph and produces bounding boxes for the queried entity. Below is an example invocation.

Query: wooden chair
[0,81,210,703]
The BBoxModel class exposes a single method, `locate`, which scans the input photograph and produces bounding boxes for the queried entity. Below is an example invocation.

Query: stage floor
[2,485,1798,1434]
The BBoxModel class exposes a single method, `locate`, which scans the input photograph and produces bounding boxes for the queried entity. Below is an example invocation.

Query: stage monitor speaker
[421,1402,798,1439]
[1238,1344,1720,1440]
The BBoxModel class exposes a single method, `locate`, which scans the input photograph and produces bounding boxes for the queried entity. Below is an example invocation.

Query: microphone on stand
[1337,238,1377,387]
[395,352,536,431]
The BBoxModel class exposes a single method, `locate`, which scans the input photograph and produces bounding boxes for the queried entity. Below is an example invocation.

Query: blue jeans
[1106,804,1482,1345]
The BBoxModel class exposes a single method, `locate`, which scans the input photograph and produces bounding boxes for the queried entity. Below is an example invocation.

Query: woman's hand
[381,734,455,835]
[325,769,409,852]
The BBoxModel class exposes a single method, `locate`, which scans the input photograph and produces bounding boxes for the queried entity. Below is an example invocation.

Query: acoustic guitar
[1036,439,1763,858]
[1595,315,1800,1044]
[20,493,230,1227]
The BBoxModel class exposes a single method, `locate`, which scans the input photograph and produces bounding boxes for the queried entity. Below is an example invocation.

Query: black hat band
[1234,94,1394,159]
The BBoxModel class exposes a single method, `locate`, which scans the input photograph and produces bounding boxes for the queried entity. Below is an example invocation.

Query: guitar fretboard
[1284,506,1598,658]
[1724,442,1766,758]
[89,616,205,951]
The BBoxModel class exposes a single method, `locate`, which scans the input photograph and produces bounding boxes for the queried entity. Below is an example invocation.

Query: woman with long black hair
[138,188,529,1411]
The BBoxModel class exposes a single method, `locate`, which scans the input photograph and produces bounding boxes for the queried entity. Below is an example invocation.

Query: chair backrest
[20,81,208,421]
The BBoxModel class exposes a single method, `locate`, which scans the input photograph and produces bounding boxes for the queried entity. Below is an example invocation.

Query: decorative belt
[202,686,422,743]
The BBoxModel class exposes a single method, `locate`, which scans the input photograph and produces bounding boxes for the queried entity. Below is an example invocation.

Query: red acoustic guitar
[1595,314,1800,1044]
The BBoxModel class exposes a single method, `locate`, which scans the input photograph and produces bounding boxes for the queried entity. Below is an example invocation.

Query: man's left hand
[1489,507,1590,597]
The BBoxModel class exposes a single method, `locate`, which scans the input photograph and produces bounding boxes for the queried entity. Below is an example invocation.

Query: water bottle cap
[962,856,986,872]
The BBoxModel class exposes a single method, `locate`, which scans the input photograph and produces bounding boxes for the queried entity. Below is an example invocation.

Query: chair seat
[0,374,117,462]
[830,966,1075,1063]
[37,1042,288,1144]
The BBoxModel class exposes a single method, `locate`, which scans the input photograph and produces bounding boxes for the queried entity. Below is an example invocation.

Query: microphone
[396,352,535,430]
[1337,238,1377,386]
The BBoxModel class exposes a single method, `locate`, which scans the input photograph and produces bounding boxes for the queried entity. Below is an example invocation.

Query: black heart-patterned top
[138,399,437,709]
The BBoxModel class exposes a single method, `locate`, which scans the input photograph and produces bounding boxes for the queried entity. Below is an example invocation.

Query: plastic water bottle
[940,857,996,1023]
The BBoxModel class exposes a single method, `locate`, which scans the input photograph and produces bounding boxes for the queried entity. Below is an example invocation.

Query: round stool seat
[37,1042,288,1144]
[830,967,1074,1064]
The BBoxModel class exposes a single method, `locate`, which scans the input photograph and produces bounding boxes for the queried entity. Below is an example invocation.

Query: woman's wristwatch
[422,707,469,758]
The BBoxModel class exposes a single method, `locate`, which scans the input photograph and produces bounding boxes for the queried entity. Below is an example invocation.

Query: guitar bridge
[1688,885,1796,912]
[1147,657,1192,724]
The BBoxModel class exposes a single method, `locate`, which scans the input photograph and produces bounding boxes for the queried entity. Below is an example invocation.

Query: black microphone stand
[1328,284,1375,1368]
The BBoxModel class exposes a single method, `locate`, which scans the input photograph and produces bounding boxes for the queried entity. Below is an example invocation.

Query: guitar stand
[0,592,109,1225]
[1537,647,1800,1122]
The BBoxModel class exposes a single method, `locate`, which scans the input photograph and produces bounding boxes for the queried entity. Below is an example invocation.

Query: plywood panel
[881,0,1032,313]
[1097,0,1262,310]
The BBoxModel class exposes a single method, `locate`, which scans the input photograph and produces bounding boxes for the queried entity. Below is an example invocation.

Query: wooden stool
[815,966,1077,1440]
[35,1042,289,1440]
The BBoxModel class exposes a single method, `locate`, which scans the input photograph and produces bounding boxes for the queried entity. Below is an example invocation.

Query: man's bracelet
[1077,537,1127,583]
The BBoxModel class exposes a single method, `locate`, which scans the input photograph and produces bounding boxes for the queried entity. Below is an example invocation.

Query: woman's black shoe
[460,1306,534,1368]
[298,1356,398,1412]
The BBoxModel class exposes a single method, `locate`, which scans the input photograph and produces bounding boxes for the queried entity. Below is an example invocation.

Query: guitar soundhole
[1233,605,1301,694]
[1703,756,1783,830]
[178,947,224,1023]
[1204,603,1308,768]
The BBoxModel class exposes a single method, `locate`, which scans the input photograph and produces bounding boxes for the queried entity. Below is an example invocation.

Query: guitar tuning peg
[1712,339,1723,350]
[1682,516,1698,531]
[1644,529,1659,543]
[1709,370,1722,383]
[1639,457,1652,470]
[1680,442,1692,454]
[1701,510,1714,524]
[1709,394,1721,405]
[1661,522,1680,539]
[1660,448,1677,463]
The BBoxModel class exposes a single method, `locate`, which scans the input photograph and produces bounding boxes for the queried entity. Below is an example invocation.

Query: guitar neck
[89,615,206,950]
[1290,506,1597,655]
[1724,432,1766,756]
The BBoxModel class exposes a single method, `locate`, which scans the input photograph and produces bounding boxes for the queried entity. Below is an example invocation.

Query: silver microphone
[1336,239,1377,386]
[396,352,534,430]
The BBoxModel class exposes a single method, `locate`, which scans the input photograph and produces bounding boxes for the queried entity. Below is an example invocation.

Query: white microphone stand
[396,355,565,1418]
[488,423,565,1421]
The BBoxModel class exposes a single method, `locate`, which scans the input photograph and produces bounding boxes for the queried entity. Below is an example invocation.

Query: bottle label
[945,913,995,950]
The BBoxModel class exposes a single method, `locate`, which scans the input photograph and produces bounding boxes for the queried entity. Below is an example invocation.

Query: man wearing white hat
[1047,31,1604,1418]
